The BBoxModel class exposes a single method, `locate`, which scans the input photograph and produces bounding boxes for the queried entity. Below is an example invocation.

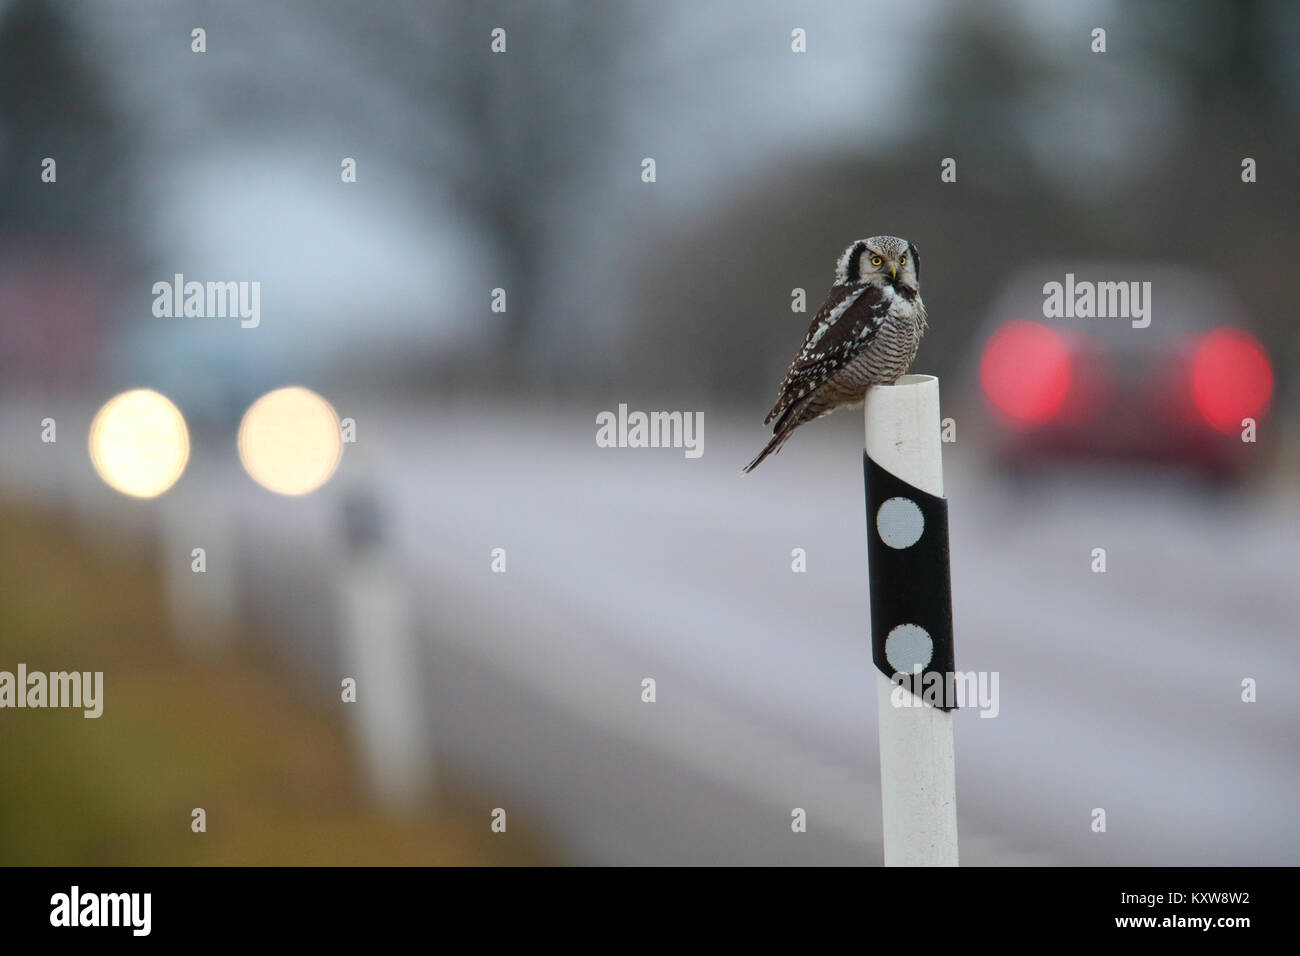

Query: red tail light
[980,320,1072,427]
[1190,327,1273,434]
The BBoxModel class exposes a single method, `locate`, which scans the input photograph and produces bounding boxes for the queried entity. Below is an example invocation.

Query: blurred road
[4,394,1298,865]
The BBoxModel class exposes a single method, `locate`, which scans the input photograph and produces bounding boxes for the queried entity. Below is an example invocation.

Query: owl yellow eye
[870,256,883,266]
[899,255,907,265]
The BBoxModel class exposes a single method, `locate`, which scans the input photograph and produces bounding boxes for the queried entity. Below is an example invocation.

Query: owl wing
[763,282,890,426]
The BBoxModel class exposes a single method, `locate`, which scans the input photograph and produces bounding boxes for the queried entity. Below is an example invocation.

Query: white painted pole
[864,373,958,866]
[157,459,240,653]
[337,485,436,810]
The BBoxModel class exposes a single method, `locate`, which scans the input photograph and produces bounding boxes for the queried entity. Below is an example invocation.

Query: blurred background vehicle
[971,265,1275,481]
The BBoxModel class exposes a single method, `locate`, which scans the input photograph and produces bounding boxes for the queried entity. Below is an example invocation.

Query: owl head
[835,235,920,292]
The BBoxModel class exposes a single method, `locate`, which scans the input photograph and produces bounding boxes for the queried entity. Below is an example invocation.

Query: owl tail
[742,420,798,473]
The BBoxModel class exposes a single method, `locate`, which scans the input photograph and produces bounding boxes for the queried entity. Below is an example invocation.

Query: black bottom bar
[0,865,1280,941]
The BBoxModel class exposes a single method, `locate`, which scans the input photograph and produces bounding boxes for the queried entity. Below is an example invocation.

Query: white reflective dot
[885,623,933,674]
[876,496,924,549]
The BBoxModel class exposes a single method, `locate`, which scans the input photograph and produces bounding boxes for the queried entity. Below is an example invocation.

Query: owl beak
[889,264,898,280]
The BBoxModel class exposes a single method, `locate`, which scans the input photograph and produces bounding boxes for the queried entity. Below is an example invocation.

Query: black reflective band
[863,450,957,709]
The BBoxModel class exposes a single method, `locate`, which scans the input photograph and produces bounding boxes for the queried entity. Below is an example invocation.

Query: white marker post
[337,484,436,810]
[864,374,958,866]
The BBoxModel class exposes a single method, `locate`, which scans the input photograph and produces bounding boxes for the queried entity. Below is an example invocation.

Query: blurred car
[969,264,1274,480]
